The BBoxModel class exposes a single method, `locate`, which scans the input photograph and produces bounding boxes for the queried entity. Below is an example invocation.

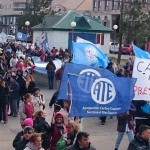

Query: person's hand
[67,139,71,145]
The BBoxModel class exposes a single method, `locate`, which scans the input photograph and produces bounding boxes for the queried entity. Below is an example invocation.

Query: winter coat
[117,112,134,132]
[33,117,50,149]
[15,138,29,150]
[0,82,8,106]
[26,81,35,94]
[127,135,150,150]
[46,62,56,75]
[64,144,96,150]
[24,142,44,150]
[32,94,45,111]
[13,131,24,148]
[9,81,20,100]
[133,100,150,119]
[16,75,26,95]
[50,112,67,150]
[19,102,34,125]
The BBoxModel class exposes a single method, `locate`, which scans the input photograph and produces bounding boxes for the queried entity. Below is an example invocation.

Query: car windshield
[111,43,118,45]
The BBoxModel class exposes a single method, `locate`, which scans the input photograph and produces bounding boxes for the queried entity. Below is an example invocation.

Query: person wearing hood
[50,112,67,150]
[127,125,150,150]
[16,69,26,103]
[24,133,44,150]
[14,126,35,150]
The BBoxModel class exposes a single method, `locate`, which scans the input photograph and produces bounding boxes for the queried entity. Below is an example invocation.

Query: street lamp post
[113,24,118,50]
[71,21,76,42]
[25,21,30,47]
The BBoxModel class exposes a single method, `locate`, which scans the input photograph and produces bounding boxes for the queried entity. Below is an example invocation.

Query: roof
[32,11,112,33]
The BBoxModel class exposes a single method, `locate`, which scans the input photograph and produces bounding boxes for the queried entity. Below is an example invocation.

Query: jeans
[10,99,18,116]
[115,130,134,149]
[48,73,54,89]
[0,104,8,121]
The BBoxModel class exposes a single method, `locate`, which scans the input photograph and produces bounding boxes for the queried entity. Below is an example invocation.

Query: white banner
[132,56,150,100]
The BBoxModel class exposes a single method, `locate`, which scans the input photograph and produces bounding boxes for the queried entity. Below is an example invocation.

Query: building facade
[0,0,28,33]
[92,0,150,29]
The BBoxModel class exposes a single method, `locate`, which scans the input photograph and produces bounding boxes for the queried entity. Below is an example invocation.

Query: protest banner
[68,74,136,117]
[132,45,150,100]
[57,63,114,100]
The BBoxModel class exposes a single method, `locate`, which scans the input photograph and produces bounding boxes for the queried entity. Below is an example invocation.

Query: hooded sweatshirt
[24,142,44,150]
[50,112,67,150]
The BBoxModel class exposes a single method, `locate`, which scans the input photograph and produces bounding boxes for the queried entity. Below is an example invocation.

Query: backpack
[56,137,67,150]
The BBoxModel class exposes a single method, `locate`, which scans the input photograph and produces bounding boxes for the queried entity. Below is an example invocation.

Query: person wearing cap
[13,126,35,150]
[8,75,20,117]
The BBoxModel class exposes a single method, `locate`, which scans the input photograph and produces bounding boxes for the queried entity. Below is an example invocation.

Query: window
[105,0,109,10]
[96,34,101,44]
[98,0,102,11]
[93,0,97,8]
[101,34,104,45]
[13,2,26,11]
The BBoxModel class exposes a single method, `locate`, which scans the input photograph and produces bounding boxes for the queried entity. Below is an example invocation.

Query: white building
[32,11,112,54]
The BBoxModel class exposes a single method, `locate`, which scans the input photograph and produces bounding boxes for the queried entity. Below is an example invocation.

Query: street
[0,72,129,150]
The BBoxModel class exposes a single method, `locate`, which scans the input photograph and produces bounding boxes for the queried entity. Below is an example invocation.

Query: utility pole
[117,0,124,64]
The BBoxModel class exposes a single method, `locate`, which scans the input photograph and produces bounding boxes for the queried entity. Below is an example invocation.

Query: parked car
[109,42,119,53]
[121,44,133,55]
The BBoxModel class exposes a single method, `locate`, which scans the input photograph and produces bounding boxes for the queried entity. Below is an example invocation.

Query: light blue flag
[41,38,50,51]
[133,44,150,59]
[15,31,27,41]
[72,42,109,68]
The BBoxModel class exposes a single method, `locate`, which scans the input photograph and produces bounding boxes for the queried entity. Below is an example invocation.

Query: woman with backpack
[32,88,45,111]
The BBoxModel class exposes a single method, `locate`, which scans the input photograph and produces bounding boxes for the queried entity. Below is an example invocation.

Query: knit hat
[23,118,33,127]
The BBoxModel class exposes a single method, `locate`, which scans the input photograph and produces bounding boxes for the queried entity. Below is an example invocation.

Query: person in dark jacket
[16,69,26,106]
[46,60,56,89]
[13,126,35,150]
[9,75,20,117]
[33,110,51,149]
[64,132,96,150]
[114,109,135,150]
[49,91,64,112]
[133,100,150,133]
[0,75,9,123]
[127,125,150,150]
[13,118,34,148]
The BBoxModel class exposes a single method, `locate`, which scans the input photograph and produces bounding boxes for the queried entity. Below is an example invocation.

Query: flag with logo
[57,63,115,100]
[72,42,109,68]
[132,44,150,100]
[41,37,50,51]
[15,31,27,41]
[68,74,136,117]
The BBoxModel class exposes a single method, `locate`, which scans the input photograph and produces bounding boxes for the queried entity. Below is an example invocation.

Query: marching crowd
[0,41,150,150]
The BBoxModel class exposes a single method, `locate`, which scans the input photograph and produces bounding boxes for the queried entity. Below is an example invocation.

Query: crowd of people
[0,41,150,150]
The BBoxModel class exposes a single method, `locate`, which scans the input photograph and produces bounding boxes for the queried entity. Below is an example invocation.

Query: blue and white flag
[58,63,115,100]
[72,42,109,68]
[132,45,150,100]
[15,31,27,41]
[41,37,50,51]
[68,74,136,117]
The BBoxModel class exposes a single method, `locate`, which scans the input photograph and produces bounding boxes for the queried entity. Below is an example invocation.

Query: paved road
[0,72,129,150]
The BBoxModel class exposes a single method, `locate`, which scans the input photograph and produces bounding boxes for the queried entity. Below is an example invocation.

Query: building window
[98,0,102,11]
[142,0,148,7]
[93,0,97,9]
[13,2,26,11]
[105,0,109,10]
[101,34,104,45]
